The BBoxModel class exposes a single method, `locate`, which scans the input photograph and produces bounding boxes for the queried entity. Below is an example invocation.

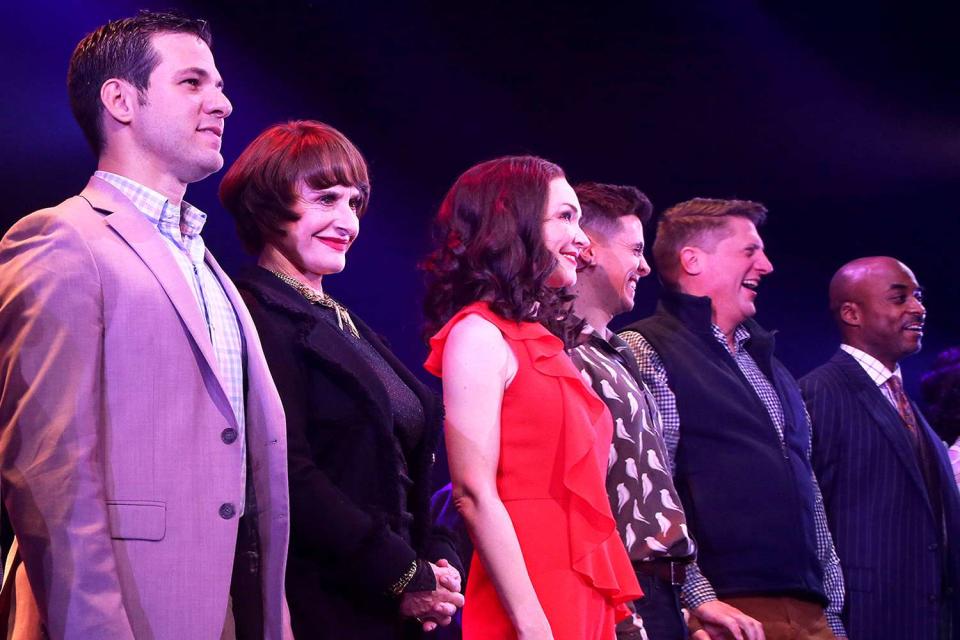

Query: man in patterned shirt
[0,12,291,639]
[801,257,960,640]
[619,198,846,640]
[568,184,761,640]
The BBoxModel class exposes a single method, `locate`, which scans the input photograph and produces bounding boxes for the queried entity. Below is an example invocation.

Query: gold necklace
[271,271,360,338]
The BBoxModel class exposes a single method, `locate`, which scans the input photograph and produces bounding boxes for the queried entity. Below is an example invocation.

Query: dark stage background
[3,1,959,406]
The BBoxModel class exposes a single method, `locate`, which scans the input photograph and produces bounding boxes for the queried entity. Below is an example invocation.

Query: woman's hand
[399,561,465,631]
[433,558,462,593]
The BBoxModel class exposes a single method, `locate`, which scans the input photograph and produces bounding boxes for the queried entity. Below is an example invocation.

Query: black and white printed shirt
[569,325,697,564]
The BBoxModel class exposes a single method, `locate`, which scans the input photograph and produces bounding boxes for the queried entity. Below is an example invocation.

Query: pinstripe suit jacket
[801,350,960,640]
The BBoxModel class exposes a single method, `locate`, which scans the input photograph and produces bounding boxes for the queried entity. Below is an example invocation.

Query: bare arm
[442,314,552,639]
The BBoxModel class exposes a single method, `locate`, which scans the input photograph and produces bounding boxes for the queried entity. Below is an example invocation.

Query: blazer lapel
[304,318,394,428]
[207,255,284,416]
[82,178,225,396]
[834,350,933,513]
[205,249,249,356]
[240,269,395,432]
[915,404,958,495]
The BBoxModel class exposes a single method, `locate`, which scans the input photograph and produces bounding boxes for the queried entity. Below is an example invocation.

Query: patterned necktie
[885,375,918,435]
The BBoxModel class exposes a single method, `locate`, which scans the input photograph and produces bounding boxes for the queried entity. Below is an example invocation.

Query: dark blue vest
[624,291,826,603]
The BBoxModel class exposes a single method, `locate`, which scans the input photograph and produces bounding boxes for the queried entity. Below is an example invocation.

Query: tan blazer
[0,177,292,639]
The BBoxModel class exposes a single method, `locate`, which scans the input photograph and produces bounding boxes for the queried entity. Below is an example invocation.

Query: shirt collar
[578,322,608,350]
[579,321,636,363]
[710,323,751,352]
[94,171,208,237]
[840,343,902,386]
[581,321,611,341]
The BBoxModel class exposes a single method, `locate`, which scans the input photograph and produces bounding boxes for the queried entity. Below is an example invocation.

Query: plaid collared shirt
[840,343,902,409]
[620,325,846,637]
[95,172,247,507]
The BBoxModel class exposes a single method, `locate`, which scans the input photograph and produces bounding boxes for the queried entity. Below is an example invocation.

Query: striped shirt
[620,325,846,637]
[94,172,247,506]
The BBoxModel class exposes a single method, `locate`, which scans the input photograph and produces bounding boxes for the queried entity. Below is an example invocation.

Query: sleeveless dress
[425,302,642,639]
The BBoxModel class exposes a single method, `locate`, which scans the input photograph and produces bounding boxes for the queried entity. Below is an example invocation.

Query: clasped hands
[399,559,464,632]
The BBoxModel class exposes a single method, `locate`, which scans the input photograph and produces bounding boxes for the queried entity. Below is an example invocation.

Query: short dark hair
[921,347,960,444]
[574,182,652,239]
[652,197,767,289]
[422,155,582,346]
[219,120,370,255]
[67,10,212,155]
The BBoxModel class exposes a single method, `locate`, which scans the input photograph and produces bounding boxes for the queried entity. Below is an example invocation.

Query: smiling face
[130,32,233,184]
[691,216,773,331]
[541,177,589,288]
[270,183,362,285]
[843,259,926,370]
[587,215,651,315]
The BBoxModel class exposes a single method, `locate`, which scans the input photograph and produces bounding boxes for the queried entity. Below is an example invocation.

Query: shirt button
[929,543,938,551]
[221,428,238,444]
[219,503,236,519]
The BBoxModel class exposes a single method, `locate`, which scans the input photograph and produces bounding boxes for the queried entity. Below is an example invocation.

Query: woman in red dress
[422,156,642,639]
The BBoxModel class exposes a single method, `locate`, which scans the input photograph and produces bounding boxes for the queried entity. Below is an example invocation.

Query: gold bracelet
[389,560,419,596]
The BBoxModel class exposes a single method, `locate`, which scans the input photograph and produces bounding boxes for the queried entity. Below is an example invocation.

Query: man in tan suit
[0,11,291,639]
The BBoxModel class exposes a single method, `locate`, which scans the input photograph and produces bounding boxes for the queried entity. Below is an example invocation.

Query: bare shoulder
[447,313,505,345]
[444,313,517,383]
[446,313,508,361]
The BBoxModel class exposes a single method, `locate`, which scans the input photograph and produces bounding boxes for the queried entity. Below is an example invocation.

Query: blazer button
[221,428,238,444]
[929,542,939,551]
[219,503,236,519]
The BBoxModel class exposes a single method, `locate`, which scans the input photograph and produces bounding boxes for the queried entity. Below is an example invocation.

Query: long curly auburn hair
[421,155,582,346]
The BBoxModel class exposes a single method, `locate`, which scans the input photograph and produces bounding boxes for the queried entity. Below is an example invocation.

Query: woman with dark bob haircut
[219,120,463,639]
[422,156,641,639]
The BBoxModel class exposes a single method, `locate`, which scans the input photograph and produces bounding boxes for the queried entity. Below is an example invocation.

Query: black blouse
[311,302,424,542]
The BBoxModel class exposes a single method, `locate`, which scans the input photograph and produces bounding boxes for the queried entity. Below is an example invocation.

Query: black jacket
[236,267,460,640]
[623,291,825,603]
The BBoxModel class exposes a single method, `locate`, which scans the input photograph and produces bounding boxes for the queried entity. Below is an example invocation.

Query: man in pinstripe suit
[801,256,960,640]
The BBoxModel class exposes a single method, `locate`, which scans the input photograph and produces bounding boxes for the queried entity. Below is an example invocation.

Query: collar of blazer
[831,348,938,514]
[77,176,238,423]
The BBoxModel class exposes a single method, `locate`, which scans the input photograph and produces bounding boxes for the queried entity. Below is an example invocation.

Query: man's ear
[100,78,139,125]
[577,245,597,270]
[839,301,861,328]
[679,246,703,276]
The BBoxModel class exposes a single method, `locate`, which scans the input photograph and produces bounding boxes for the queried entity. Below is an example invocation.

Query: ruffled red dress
[425,303,642,639]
